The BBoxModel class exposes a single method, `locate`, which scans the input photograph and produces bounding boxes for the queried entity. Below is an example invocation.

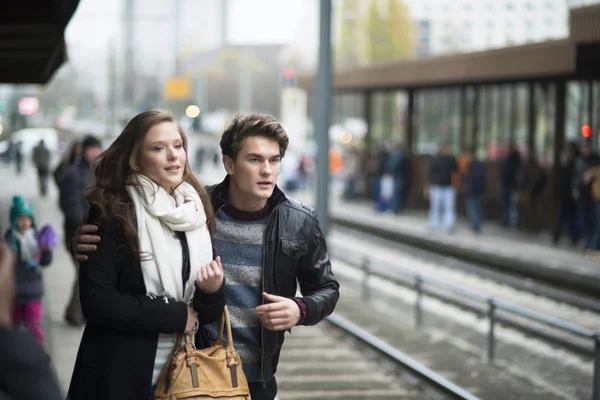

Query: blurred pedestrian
[553,142,579,246]
[463,146,486,233]
[583,165,600,256]
[572,138,600,249]
[513,149,546,231]
[342,145,361,200]
[383,142,407,213]
[53,140,82,188]
[5,196,55,349]
[33,140,51,197]
[59,135,102,327]
[499,143,521,227]
[14,142,23,176]
[0,241,63,400]
[426,142,458,233]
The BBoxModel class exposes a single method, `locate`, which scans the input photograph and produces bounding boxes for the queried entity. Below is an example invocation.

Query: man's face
[225,136,281,207]
[84,146,102,164]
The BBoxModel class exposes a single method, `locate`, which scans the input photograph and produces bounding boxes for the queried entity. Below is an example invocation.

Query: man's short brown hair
[220,114,289,161]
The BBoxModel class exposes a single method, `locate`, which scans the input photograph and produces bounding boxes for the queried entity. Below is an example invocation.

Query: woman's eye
[153,147,164,151]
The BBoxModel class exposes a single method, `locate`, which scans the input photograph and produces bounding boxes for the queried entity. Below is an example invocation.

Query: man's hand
[584,170,593,184]
[255,293,301,331]
[196,256,224,294]
[73,224,100,262]
[0,241,16,327]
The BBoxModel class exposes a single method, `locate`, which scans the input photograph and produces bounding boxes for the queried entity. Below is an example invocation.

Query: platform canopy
[298,4,600,91]
[0,0,80,84]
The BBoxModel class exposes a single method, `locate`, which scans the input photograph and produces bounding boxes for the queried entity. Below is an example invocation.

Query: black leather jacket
[207,176,340,385]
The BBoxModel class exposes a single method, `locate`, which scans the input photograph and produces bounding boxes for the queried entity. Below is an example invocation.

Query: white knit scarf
[126,174,212,302]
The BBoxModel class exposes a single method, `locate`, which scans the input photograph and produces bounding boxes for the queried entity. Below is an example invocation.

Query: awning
[0,0,80,84]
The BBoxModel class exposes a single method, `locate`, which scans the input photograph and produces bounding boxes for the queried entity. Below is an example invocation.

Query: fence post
[414,275,423,328]
[487,298,497,363]
[361,258,370,302]
[594,333,600,400]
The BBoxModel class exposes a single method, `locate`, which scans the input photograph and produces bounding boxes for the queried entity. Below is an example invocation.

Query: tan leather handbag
[153,306,251,400]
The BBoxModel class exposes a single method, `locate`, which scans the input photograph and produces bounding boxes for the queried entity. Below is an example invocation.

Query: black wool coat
[67,210,224,400]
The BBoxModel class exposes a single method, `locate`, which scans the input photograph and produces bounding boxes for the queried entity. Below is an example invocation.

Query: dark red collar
[222,202,271,222]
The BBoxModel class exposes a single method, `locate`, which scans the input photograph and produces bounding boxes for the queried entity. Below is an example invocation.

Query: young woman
[68,110,225,400]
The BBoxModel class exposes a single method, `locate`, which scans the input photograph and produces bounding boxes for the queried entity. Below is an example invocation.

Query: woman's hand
[184,307,198,336]
[196,256,224,294]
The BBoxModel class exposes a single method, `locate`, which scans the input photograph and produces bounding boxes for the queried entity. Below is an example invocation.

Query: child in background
[5,195,57,349]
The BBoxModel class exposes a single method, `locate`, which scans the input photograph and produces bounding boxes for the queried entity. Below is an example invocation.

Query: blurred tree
[335,0,413,67]
[365,0,414,64]
[336,0,362,67]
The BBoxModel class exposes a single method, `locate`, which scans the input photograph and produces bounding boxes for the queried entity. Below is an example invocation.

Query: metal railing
[332,246,600,400]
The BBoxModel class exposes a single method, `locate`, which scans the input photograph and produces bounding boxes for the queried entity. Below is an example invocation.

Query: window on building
[506,2,514,10]
[369,91,407,150]
[415,88,461,155]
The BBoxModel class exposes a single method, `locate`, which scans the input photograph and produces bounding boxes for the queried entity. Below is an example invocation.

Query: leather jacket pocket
[278,239,308,294]
[281,239,309,260]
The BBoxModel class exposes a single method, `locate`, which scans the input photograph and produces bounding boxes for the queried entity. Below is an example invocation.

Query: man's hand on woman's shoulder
[73,224,101,262]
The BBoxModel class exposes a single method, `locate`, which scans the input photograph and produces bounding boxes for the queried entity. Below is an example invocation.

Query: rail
[331,245,600,400]
[326,313,481,400]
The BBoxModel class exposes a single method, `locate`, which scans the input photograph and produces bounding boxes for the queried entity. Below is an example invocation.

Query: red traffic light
[282,68,295,80]
[582,124,592,138]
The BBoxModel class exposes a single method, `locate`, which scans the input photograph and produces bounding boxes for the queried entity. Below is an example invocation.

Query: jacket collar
[209,175,288,212]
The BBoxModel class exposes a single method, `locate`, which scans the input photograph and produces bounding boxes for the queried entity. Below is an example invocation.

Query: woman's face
[138,121,186,192]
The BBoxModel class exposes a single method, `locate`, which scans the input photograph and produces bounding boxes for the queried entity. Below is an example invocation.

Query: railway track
[327,228,600,358]
[276,314,478,400]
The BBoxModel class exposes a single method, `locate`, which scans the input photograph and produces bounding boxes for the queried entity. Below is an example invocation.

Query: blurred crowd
[341,138,600,257]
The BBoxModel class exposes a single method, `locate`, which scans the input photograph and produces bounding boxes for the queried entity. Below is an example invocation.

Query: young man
[426,141,458,233]
[72,114,339,400]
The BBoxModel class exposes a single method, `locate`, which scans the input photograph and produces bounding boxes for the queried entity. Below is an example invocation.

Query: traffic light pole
[315,0,332,237]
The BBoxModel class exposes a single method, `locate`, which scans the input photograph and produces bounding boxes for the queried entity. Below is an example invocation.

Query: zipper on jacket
[260,203,283,388]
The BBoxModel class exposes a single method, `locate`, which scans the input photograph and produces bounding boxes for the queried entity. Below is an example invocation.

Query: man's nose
[261,161,272,175]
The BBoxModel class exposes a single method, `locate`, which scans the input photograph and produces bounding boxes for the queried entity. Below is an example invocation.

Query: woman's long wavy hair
[84,109,215,258]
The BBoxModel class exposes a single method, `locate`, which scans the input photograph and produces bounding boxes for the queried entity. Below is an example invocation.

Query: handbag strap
[181,306,235,353]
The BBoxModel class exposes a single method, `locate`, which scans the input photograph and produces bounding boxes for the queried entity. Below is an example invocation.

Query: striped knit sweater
[202,204,269,383]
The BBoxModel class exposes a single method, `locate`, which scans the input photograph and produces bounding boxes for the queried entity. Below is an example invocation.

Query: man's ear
[223,155,234,175]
